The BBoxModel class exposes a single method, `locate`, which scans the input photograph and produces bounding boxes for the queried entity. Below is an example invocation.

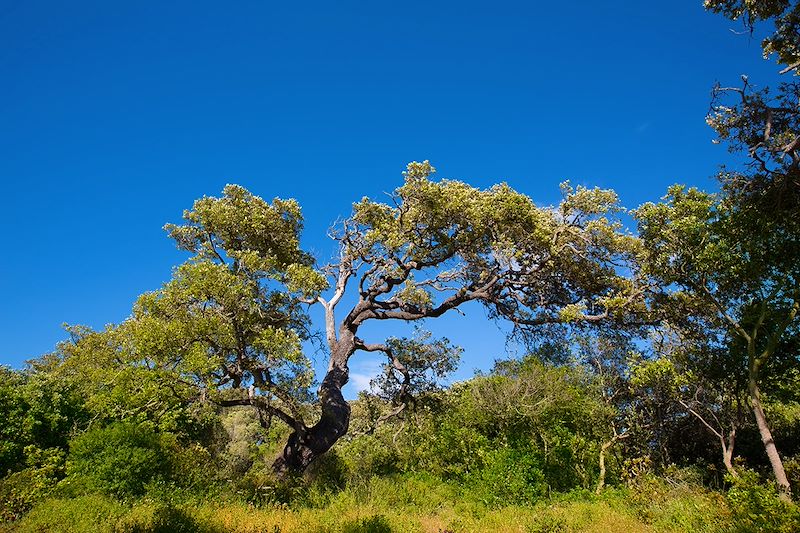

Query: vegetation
[2,2,800,531]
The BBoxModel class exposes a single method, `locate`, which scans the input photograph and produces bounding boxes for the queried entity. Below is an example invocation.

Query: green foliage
[370,330,461,403]
[55,325,218,441]
[340,515,392,533]
[0,364,89,520]
[703,1,800,217]
[64,422,178,498]
[164,183,315,280]
[11,495,128,533]
[9,475,736,532]
[635,179,800,493]
[704,0,800,71]
[337,433,400,484]
[337,355,612,505]
[0,367,27,474]
[464,446,546,506]
[349,162,641,329]
[0,364,87,477]
[0,446,65,521]
[53,183,321,474]
[622,469,729,533]
[11,495,201,533]
[726,470,800,533]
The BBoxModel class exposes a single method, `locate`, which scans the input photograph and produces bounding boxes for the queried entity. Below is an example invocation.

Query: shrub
[337,433,401,483]
[65,421,173,498]
[464,446,546,506]
[0,446,65,521]
[11,495,127,532]
[12,495,204,533]
[340,514,393,533]
[725,470,800,533]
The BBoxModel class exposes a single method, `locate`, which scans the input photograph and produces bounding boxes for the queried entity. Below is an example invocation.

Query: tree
[635,185,800,499]
[59,184,319,449]
[268,162,641,474]
[644,0,800,500]
[705,0,800,74]
[0,363,87,477]
[59,162,641,476]
[629,341,748,481]
[465,352,611,492]
[363,329,461,430]
[570,333,637,493]
[704,1,799,212]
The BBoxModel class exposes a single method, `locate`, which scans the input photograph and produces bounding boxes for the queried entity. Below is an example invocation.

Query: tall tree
[267,162,640,474]
[635,185,800,499]
[59,184,319,442]
[695,1,800,498]
[60,162,641,476]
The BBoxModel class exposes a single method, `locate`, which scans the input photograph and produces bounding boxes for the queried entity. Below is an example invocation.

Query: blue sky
[0,1,782,395]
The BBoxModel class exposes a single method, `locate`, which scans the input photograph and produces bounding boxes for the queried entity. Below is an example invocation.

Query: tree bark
[271,365,351,476]
[272,332,355,477]
[749,377,792,501]
[596,440,613,494]
[721,429,738,479]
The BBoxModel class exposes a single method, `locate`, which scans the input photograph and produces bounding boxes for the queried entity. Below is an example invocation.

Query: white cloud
[346,358,384,394]
[349,372,375,393]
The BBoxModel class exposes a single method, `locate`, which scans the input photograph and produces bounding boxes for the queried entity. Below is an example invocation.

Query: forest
[2,2,800,532]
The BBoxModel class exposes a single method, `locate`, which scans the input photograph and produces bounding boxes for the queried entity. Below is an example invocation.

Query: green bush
[114,500,199,533]
[11,495,127,532]
[725,471,800,533]
[403,417,491,479]
[0,446,65,521]
[340,514,393,533]
[338,433,401,483]
[12,495,204,533]
[465,446,546,506]
[64,422,174,498]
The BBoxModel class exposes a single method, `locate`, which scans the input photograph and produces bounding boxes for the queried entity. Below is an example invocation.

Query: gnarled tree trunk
[272,329,356,476]
[596,439,613,494]
[272,364,351,475]
[721,429,738,479]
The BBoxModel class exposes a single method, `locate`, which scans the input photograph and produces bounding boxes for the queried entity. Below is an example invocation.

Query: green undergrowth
[3,473,742,533]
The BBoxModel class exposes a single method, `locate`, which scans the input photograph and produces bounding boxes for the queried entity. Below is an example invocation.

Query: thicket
[2,344,800,532]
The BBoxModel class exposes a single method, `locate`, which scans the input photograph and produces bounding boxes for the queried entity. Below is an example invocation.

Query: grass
[2,474,735,533]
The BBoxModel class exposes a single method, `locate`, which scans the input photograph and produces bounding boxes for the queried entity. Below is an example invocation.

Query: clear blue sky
[0,1,781,395]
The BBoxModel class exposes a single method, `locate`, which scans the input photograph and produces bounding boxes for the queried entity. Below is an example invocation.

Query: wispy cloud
[349,372,374,393]
[347,359,384,394]
[636,121,651,133]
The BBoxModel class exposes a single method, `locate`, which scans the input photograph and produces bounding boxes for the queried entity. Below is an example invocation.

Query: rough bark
[272,333,355,476]
[271,366,351,475]
[749,377,792,501]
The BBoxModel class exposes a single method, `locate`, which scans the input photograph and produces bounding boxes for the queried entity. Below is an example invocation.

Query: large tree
[60,162,641,476]
[674,0,800,499]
